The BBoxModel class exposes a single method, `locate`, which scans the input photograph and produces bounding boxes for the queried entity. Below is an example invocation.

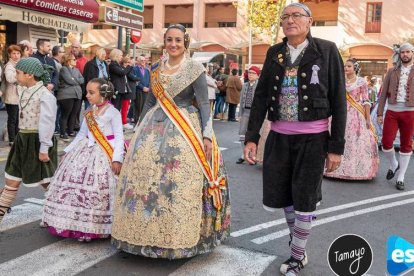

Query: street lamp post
[247,0,253,67]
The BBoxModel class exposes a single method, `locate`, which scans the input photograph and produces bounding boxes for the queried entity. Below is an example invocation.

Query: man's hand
[244,142,257,164]
[39,152,50,162]
[325,153,342,172]
[46,84,54,91]
[143,87,150,93]
[112,161,122,175]
[377,115,383,125]
[203,138,212,161]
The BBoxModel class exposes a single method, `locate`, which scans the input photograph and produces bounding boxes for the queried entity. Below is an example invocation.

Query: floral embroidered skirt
[111,106,231,259]
[325,103,379,180]
[42,139,117,240]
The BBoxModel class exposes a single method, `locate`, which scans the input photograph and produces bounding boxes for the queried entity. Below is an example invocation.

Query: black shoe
[396,181,405,190]
[236,158,245,164]
[386,164,400,180]
[68,132,76,137]
[280,255,307,274]
[60,134,70,142]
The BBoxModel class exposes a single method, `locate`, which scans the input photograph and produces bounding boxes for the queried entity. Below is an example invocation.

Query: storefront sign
[0,4,89,32]
[99,6,143,30]
[108,0,144,12]
[0,0,99,23]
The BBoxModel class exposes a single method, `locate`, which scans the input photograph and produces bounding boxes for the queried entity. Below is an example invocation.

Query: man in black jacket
[83,48,109,109]
[244,3,346,275]
[32,39,58,92]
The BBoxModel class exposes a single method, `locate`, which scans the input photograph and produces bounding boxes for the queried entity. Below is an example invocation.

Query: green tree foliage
[233,0,286,44]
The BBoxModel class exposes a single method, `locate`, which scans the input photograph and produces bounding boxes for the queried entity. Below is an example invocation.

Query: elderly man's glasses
[280,12,309,21]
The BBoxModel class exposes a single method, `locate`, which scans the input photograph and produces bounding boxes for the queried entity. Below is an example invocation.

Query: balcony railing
[365,21,381,33]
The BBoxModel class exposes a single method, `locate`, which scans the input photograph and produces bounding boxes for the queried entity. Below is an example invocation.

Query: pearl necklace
[346,76,357,84]
[165,57,185,70]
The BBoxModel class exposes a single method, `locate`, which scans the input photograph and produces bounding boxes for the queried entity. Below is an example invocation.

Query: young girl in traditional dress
[0,57,57,224]
[42,78,124,242]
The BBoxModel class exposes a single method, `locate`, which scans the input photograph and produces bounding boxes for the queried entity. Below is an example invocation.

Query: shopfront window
[0,21,7,63]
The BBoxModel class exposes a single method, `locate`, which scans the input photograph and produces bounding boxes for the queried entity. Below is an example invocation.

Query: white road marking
[251,197,414,244]
[0,239,117,276]
[0,203,43,232]
[24,198,45,206]
[234,141,241,144]
[219,147,228,151]
[169,245,276,276]
[231,190,414,237]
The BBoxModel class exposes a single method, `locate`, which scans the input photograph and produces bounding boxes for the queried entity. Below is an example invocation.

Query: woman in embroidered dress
[325,59,379,180]
[42,78,124,242]
[111,24,230,259]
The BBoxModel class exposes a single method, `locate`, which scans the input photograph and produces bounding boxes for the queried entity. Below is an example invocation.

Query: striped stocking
[283,205,295,236]
[0,185,18,223]
[287,213,313,275]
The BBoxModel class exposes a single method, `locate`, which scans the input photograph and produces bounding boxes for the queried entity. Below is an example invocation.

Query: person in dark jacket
[83,48,109,109]
[121,56,140,129]
[108,49,133,111]
[32,39,58,92]
[132,55,151,123]
[57,54,84,141]
[243,3,346,276]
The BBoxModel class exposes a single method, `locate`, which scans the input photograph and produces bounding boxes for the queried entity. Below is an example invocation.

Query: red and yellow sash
[346,93,378,142]
[151,66,226,230]
[84,110,114,162]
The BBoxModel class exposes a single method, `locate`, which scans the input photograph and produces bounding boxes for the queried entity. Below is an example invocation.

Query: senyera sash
[346,93,378,142]
[84,110,114,162]
[151,66,226,230]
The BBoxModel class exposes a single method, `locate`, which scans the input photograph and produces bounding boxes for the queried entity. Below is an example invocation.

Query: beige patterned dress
[111,59,230,259]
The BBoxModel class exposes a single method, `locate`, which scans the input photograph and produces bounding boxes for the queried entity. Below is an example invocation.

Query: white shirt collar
[287,39,309,52]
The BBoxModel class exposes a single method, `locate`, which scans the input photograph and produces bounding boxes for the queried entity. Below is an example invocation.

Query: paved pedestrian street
[0,115,413,275]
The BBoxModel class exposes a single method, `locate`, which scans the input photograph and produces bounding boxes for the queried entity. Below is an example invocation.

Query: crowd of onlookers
[0,39,151,144]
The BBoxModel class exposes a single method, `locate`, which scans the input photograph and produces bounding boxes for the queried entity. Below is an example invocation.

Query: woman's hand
[203,138,212,161]
[112,161,122,175]
[366,117,372,129]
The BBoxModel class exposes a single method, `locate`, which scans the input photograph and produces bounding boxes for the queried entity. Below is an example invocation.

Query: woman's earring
[162,49,169,60]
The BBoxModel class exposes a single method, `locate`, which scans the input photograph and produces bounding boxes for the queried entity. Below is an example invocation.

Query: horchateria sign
[0,4,89,32]
[0,0,99,23]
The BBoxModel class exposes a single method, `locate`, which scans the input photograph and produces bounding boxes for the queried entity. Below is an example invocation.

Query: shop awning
[192,52,224,64]
[0,4,90,33]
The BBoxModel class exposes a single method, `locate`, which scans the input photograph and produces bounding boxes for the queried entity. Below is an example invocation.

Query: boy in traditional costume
[0,57,57,223]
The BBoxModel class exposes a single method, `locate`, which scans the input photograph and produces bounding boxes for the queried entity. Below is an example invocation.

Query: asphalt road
[0,110,413,276]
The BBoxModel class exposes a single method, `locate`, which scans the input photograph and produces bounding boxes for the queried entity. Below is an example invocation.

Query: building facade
[84,0,414,77]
